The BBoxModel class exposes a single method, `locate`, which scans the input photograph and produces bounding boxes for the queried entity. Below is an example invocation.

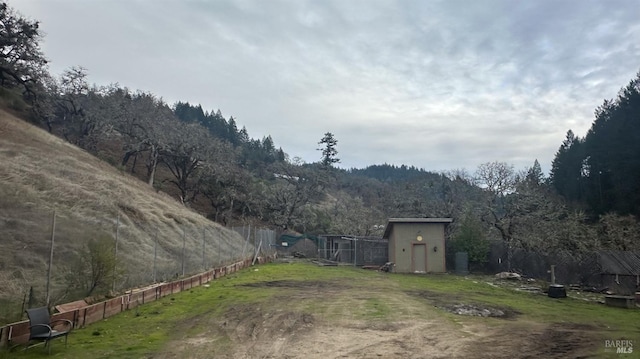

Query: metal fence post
[353,238,357,267]
[153,229,158,283]
[202,227,206,270]
[45,210,56,307]
[181,226,186,276]
[112,213,119,292]
[242,225,251,258]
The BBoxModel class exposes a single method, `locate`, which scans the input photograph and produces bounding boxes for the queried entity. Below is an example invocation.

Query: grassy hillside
[0,109,248,322]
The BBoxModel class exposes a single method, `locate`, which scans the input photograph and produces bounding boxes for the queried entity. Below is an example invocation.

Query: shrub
[451,217,490,265]
[65,236,126,297]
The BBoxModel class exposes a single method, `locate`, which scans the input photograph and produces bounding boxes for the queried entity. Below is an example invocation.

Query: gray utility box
[455,252,469,275]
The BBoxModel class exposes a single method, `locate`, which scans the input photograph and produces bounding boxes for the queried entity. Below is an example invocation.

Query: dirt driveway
[156,278,601,358]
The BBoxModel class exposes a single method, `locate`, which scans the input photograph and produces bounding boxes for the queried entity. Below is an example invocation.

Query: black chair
[25,307,73,354]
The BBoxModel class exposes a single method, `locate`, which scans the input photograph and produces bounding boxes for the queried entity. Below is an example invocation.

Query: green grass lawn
[2,261,639,358]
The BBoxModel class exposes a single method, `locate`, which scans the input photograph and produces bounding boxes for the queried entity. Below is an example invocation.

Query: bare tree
[50,67,89,141]
[0,3,48,99]
[475,160,597,270]
[475,161,517,195]
[475,161,518,270]
[260,159,326,229]
[598,214,640,251]
[200,151,250,224]
[162,124,227,206]
[115,90,176,186]
[328,191,385,236]
[47,69,122,152]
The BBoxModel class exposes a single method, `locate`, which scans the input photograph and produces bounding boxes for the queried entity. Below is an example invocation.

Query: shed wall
[391,223,446,273]
[389,235,396,264]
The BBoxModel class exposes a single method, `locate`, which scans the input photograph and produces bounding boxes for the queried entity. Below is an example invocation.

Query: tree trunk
[130,153,138,174]
[227,197,234,225]
[146,147,159,187]
[505,240,512,272]
[147,156,157,186]
[121,150,136,167]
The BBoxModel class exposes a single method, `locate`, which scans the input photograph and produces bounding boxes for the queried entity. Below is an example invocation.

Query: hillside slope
[0,109,248,315]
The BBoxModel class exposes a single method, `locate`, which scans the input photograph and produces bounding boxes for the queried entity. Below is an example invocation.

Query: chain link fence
[317,236,388,266]
[487,244,599,283]
[481,241,640,295]
[0,209,275,325]
[231,225,278,262]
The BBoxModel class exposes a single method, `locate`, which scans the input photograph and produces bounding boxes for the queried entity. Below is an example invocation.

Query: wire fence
[231,226,278,262]
[317,236,388,266]
[480,241,640,294]
[0,209,276,325]
[486,242,599,283]
[0,256,272,348]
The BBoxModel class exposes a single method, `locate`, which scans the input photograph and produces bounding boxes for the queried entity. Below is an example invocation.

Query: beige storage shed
[383,218,452,273]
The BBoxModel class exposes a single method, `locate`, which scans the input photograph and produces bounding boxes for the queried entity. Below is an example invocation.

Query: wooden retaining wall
[0,257,269,347]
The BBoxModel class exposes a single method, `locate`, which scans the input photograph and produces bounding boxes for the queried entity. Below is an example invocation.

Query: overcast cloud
[13,0,640,174]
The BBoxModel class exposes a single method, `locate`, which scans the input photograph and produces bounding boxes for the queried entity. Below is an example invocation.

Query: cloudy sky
[13,0,640,174]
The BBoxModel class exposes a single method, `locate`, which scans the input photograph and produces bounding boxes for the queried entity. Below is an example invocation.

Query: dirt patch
[202,312,474,359]
[155,280,607,359]
[240,280,350,302]
[239,280,337,289]
[462,322,601,359]
[343,320,401,332]
[219,305,315,342]
[155,304,317,359]
[439,303,515,318]
[407,289,520,319]
[160,311,601,359]
[156,286,480,358]
[528,325,599,358]
[407,289,464,302]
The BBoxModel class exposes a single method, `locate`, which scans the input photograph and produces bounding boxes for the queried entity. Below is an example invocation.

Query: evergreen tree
[262,135,275,155]
[550,72,640,216]
[550,130,585,203]
[318,132,340,167]
[238,126,250,144]
[526,159,544,185]
[583,74,640,215]
[227,116,239,145]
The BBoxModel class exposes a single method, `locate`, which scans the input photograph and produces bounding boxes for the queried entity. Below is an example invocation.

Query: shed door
[412,244,426,273]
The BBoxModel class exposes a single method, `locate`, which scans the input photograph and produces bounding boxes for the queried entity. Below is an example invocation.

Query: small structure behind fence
[598,250,640,295]
[482,241,639,295]
[318,235,388,266]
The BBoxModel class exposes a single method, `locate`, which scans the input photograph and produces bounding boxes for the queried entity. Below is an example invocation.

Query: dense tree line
[551,73,640,217]
[349,163,437,182]
[2,1,639,267]
[173,101,286,174]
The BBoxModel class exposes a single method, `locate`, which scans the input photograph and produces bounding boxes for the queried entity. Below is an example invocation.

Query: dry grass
[0,109,248,321]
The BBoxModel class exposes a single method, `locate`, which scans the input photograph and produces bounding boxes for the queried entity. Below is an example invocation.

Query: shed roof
[598,250,640,275]
[382,218,453,239]
[320,234,382,240]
